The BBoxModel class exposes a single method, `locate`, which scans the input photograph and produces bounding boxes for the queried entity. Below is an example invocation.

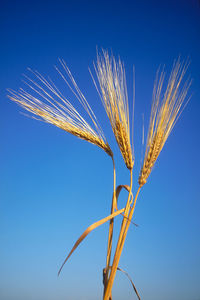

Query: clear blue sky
[0,1,200,299]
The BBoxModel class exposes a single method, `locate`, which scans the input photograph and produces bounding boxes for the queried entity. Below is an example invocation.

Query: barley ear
[7,62,113,157]
[139,58,191,186]
[94,50,134,169]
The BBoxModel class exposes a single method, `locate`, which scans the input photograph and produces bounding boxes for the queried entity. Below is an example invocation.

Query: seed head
[8,60,112,157]
[139,58,191,186]
[94,51,134,169]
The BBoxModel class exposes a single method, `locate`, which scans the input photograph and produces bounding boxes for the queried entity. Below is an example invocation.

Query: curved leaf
[58,207,125,276]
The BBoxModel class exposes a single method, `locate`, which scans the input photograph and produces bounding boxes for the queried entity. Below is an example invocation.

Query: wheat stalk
[7,61,112,157]
[7,54,191,300]
[92,51,136,299]
[92,51,135,299]
[139,58,191,186]
[94,50,134,170]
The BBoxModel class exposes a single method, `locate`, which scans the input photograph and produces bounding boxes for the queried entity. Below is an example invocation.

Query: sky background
[0,0,200,299]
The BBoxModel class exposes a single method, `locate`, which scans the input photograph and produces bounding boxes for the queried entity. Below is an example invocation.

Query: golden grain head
[139,58,191,186]
[7,59,112,157]
[93,50,134,169]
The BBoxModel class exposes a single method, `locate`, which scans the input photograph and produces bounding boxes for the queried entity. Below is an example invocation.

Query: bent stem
[103,155,116,300]
[104,169,133,300]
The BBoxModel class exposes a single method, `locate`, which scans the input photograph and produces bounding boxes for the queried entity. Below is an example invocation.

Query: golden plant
[8,53,191,300]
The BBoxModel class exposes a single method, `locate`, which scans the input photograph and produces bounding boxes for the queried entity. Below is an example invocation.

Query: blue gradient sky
[0,1,200,299]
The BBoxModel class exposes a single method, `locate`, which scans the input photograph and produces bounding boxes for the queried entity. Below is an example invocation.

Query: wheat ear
[139,58,191,186]
[7,61,112,157]
[94,50,134,169]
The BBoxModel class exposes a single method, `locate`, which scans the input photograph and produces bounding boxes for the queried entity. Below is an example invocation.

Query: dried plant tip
[94,50,134,169]
[7,62,112,157]
[139,58,191,186]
